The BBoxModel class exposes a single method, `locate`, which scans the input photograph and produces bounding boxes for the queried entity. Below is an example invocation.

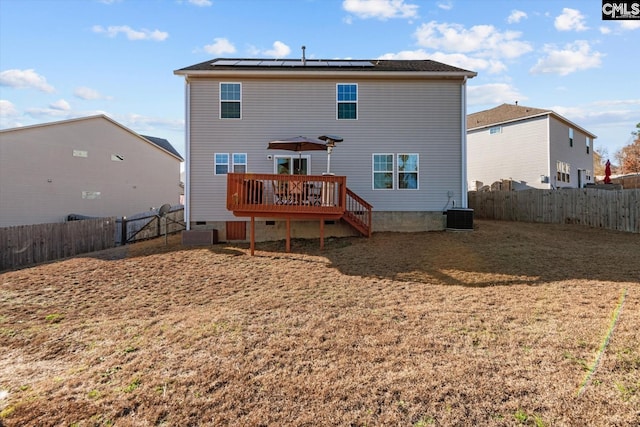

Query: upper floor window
[373,154,393,189]
[232,153,247,173]
[220,83,241,119]
[489,126,502,134]
[586,137,591,154]
[398,154,419,189]
[337,83,357,120]
[569,128,574,147]
[215,153,229,175]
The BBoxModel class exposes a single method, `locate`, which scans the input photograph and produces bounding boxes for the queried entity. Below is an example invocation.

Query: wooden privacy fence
[0,217,116,271]
[468,189,640,233]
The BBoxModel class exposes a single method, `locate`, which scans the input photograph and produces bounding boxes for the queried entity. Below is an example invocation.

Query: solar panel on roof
[260,60,284,66]
[281,60,303,66]
[349,61,374,67]
[305,61,329,67]
[212,59,239,66]
[236,60,263,66]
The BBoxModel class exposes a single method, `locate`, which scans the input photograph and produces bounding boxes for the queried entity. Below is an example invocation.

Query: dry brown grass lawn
[0,220,639,426]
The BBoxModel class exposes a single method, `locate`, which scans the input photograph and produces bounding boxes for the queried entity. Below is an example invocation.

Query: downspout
[184,78,191,230]
[461,76,468,207]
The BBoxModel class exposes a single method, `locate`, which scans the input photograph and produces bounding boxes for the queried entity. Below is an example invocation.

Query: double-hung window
[215,153,229,175]
[337,83,357,120]
[373,154,394,189]
[232,153,247,173]
[569,128,574,147]
[398,154,418,189]
[220,82,241,119]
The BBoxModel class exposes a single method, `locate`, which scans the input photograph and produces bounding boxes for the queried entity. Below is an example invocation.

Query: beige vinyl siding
[467,116,549,190]
[188,77,465,220]
[0,116,182,227]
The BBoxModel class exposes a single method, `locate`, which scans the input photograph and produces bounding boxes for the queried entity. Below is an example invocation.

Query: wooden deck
[226,173,372,254]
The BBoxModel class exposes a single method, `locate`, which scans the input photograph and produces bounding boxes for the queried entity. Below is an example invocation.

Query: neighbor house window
[373,154,393,189]
[489,126,502,134]
[586,137,591,154]
[337,83,357,120]
[215,153,229,175]
[398,154,419,189]
[569,128,574,147]
[220,83,241,119]
[556,161,571,183]
[232,153,247,173]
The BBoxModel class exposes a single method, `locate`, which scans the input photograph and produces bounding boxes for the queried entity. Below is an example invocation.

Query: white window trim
[489,126,502,134]
[397,153,419,190]
[372,153,394,190]
[232,153,247,173]
[214,153,229,175]
[336,83,358,120]
[273,155,312,175]
[219,82,242,120]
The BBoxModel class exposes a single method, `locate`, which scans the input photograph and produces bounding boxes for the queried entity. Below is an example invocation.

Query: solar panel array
[212,59,374,68]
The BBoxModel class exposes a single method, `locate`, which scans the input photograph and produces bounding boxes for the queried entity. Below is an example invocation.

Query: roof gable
[467,103,597,139]
[1,115,183,161]
[467,103,551,129]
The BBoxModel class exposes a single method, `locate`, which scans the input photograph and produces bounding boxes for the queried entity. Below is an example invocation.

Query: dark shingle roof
[175,58,476,75]
[141,135,184,161]
[467,103,552,130]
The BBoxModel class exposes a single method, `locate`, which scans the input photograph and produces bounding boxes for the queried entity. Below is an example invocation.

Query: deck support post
[319,218,324,250]
[250,216,255,256]
[286,217,291,252]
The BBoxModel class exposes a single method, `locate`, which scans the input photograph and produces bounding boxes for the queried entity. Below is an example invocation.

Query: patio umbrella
[318,135,343,174]
[268,136,327,174]
[604,159,612,184]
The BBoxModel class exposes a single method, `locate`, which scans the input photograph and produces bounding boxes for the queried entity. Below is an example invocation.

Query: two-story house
[174,57,476,249]
[467,103,597,191]
[0,115,183,227]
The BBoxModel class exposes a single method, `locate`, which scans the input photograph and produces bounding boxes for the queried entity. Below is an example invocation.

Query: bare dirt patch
[1,220,639,426]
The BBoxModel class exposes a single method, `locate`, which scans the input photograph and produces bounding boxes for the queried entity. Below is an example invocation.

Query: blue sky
[1,0,638,161]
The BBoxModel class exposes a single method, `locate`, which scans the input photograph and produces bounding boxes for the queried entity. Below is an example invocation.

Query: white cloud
[0,100,18,117]
[188,0,212,6]
[92,25,168,41]
[0,69,55,93]
[204,38,236,55]
[619,20,640,30]
[377,50,506,74]
[530,40,603,76]
[599,26,612,34]
[50,99,70,111]
[263,41,291,58]
[467,83,526,107]
[74,86,109,100]
[437,1,452,11]
[507,10,527,24]
[414,21,532,59]
[554,8,588,32]
[119,113,184,133]
[342,0,419,20]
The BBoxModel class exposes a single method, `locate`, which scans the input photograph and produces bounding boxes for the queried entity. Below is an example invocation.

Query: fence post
[121,217,128,245]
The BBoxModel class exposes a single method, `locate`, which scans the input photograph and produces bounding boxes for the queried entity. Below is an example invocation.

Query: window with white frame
[556,160,571,183]
[214,153,229,175]
[398,154,419,189]
[569,128,574,147]
[232,153,247,173]
[373,154,394,189]
[275,155,309,175]
[586,137,591,154]
[220,83,241,119]
[489,126,502,134]
[337,83,357,120]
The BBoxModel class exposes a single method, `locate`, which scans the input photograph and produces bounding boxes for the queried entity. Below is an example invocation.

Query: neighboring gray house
[0,115,183,227]
[174,57,476,242]
[467,103,597,191]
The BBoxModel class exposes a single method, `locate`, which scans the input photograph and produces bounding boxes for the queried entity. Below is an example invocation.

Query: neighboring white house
[0,115,183,227]
[174,57,476,241]
[467,103,597,191]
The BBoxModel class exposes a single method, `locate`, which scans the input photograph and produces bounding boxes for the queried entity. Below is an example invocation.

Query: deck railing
[344,188,373,237]
[226,173,347,218]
